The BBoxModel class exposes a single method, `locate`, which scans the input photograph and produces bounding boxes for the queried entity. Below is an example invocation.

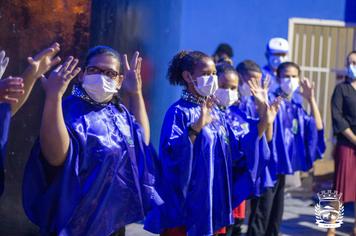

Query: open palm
[300,77,314,101]
[41,56,81,98]
[248,75,269,105]
[27,42,61,79]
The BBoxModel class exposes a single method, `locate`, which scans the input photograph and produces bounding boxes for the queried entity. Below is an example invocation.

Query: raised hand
[248,77,270,119]
[41,57,81,98]
[27,42,61,79]
[0,76,24,103]
[266,96,282,125]
[300,77,323,129]
[122,51,142,94]
[0,50,9,79]
[248,76,269,106]
[300,77,314,102]
[263,74,271,100]
[191,97,215,132]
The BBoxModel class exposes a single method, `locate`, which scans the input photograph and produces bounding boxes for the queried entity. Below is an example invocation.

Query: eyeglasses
[85,66,120,79]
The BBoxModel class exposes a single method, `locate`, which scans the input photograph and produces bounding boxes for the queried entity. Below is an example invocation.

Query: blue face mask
[347,65,356,80]
[268,55,288,70]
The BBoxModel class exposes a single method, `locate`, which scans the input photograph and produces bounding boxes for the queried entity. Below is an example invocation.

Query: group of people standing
[0,37,354,236]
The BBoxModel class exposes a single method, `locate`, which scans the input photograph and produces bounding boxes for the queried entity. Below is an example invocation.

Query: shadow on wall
[90,0,183,149]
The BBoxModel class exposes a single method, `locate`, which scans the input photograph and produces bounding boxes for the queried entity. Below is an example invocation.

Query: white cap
[267,37,289,54]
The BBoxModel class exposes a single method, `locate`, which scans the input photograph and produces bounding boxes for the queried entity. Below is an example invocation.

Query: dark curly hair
[167,50,210,86]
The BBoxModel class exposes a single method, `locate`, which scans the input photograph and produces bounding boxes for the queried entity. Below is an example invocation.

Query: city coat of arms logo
[315,190,344,228]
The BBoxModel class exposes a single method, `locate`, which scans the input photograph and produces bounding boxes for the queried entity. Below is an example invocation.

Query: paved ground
[125,196,355,236]
[0,188,354,236]
[1,159,354,235]
[125,171,355,236]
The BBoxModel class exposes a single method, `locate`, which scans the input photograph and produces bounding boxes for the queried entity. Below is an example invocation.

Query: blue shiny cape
[225,105,271,197]
[239,94,325,178]
[145,99,266,236]
[0,103,11,196]
[238,97,278,194]
[269,93,326,174]
[23,95,160,236]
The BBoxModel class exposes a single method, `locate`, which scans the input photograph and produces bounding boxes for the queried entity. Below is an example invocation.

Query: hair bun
[177,50,189,59]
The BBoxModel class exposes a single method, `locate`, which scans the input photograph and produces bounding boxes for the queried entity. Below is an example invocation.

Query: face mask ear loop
[190,73,198,84]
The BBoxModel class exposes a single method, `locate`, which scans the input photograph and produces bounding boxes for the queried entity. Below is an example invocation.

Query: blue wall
[180,0,348,66]
[148,0,354,148]
[147,0,183,148]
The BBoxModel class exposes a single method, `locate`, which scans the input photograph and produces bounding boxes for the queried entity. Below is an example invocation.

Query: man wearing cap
[263,37,289,92]
[263,37,303,104]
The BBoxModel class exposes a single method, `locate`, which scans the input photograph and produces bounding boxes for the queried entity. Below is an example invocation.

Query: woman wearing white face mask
[247,62,325,236]
[331,51,356,236]
[80,68,119,103]
[22,46,160,236]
